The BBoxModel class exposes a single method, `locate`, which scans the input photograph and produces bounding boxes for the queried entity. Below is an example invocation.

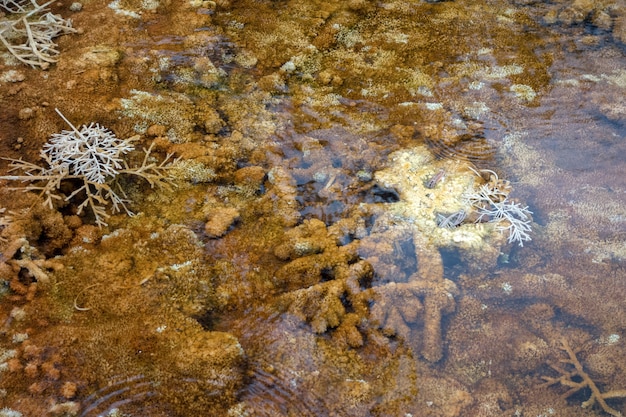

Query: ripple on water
[79,374,158,417]
[221,308,328,417]
[425,134,498,164]
[240,360,324,417]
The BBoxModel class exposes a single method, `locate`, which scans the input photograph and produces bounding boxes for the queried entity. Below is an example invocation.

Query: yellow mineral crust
[273,219,372,348]
[270,145,524,362]
[1,219,246,415]
[272,212,461,363]
[373,145,507,261]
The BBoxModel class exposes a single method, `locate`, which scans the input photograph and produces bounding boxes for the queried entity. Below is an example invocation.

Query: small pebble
[0,70,25,83]
[18,108,34,120]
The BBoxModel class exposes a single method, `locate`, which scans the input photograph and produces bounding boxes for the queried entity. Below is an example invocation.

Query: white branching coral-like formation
[43,111,136,184]
[0,109,175,227]
[0,0,76,68]
[464,169,533,247]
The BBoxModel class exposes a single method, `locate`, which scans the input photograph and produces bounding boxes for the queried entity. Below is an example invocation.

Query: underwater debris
[425,168,446,189]
[360,229,460,363]
[541,338,626,417]
[0,0,76,69]
[464,169,532,247]
[0,109,175,227]
[436,209,467,229]
[1,233,64,290]
[465,184,532,246]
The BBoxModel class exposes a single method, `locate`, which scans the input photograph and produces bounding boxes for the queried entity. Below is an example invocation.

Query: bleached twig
[541,338,626,417]
[436,209,467,229]
[0,0,38,13]
[0,0,75,68]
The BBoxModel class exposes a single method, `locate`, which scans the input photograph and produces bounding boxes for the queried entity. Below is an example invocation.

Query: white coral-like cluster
[43,119,135,184]
[465,181,533,247]
[0,109,174,227]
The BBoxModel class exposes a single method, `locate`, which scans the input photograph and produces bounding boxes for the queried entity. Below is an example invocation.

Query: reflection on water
[0,0,625,416]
